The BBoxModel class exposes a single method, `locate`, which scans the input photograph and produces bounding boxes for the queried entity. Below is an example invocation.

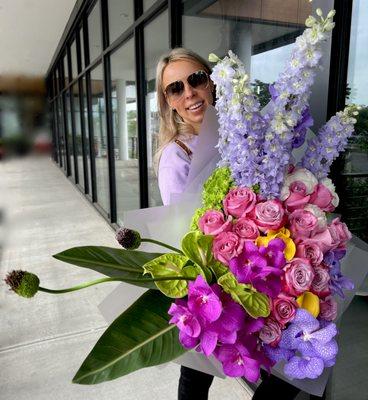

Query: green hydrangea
[190,207,208,231]
[202,167,234,209]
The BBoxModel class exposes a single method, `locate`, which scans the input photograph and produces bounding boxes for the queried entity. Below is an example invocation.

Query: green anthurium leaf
[218,272,270,318]
[73,290,186,384]
[53,246,162,289]
[210,261,229,280]
[143,253,196,298]
[181,231,215,270]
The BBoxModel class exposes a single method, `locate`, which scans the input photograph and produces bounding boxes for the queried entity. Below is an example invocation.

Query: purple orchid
[268,309,338,379]
[168,301,201,338]
[324,250,354,299]
[229,239,285,298]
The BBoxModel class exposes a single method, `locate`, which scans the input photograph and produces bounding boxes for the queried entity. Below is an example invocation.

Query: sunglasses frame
[164,70,210,102]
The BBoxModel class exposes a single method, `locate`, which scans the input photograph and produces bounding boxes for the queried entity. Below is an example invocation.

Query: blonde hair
[153,47,213,171]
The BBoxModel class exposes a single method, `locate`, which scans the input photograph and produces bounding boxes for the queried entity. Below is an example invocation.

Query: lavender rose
[259,318,282,346]
[272,294,298,326]
[251,199,286,232]
[213,231,243,265]
[311,264,331,298]
[199,210,233,236]
[283,257,315,296]
[328,218,352,248]
[319,296,338,321]
[296,239,323,266]
[233,217,259,240]
[289,208,318,238]
[223,187,257,218]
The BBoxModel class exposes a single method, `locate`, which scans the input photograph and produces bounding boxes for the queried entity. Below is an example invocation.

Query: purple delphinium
[292,108,314,148]
[265,309,338,379]
[301,105,359,179]
[323,250,354,299]
[229,239,285,298]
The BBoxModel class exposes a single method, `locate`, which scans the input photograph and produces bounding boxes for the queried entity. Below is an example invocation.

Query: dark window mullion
[69,87,79,185]
[134,21,149,208]
[101,0,117,222]
[78,77,89,194]
[83,15,98,202]
[60,59,71,177]
[169,0,182,48]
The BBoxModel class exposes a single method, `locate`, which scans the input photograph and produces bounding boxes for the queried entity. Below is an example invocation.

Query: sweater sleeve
[158,142,191,205]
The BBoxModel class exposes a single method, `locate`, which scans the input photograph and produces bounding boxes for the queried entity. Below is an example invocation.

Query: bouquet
[5,8,362,388]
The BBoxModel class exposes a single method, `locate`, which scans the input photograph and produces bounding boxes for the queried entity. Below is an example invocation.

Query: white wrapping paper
[98,106,368,394]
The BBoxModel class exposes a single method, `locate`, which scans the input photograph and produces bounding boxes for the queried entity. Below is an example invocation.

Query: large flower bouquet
[5,8,361,387]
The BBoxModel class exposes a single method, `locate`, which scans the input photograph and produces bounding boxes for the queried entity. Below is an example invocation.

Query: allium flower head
[4,270,40,298]
[116,228,141,250]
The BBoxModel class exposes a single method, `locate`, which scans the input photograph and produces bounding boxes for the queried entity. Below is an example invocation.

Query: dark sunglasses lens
[166,80,184,98]
[188,71,208,89]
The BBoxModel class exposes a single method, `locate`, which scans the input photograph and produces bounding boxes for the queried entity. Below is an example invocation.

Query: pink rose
[289,209,318,238]
[283,258,315,296]
[213,232,243,265]
[272,294,298,326]
[309,178,339,212]
[309,229,339,253]
[259,318,282,346]
[251,200,286,232]
[283,184,311,212]
[296,239,323,266]
[223,187,256,218]
[319,296,338,321]
[328,218,352,247]
[311,264,331,298]
[233,217,259,240]
[199,210,233,236]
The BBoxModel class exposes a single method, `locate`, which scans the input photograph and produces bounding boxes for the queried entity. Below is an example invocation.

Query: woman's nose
[183,82,195,98]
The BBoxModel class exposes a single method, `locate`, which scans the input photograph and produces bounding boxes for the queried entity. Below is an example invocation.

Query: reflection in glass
[57,96,67,171]
[72,83,85,190]
[64,54,69,86]
[144,10,169,207]
[88,0,102,64]
[110,39,140,223]
[65,90,75,181]
[79,27,85,71]
[82,77,92,194]
[143,0,156,12]
[343,0,368,242]
[108,0,134,44]
[71,39,78,79]
[91,64,110,214]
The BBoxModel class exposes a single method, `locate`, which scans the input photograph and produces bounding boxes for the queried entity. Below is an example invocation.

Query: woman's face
[162,59,213,133]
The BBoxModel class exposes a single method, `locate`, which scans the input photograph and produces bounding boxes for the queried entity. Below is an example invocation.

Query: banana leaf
[53,246,163,289]
[73,289,186,384]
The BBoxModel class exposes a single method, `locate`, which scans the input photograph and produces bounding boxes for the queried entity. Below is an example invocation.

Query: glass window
[108,0,134,44]
[82,77,93,195]
[57,96,67,171]
[91,63,110,214]
[143,0,156,12]
[79,27,85,71]
[144,10,170,207]
[343,0,368,242]
[110,38,140,223]
[64,54,69,86]
[88,1,103,64]
[72,83,85,190]
[65,90,75,181]
[71,39,78,79]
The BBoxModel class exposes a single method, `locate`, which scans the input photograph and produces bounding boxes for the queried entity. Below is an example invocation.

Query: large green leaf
[218,272,270,318]
[73,290,186,384]
[53,246,162,289]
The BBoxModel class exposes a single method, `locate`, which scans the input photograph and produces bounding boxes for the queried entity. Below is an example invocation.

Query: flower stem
[141,238,182,253]
[38,275,193,294]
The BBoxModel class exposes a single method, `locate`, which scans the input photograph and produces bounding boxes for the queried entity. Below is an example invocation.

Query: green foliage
[53,246,162,289]
[251,79,272,108]
[73,290,186,384]
[202,167,234,210]
[143,253,200,297]
[218,272,270,318]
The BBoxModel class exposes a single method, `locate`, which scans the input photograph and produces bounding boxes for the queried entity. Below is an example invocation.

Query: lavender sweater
[158,135,199,205]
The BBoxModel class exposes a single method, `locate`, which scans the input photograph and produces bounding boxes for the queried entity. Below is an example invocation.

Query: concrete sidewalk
[0,155,251,400]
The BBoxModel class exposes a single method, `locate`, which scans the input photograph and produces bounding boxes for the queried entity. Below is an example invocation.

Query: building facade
[46,0,367,240]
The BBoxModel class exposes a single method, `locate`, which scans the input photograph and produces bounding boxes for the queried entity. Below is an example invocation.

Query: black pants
[178,366,301,400]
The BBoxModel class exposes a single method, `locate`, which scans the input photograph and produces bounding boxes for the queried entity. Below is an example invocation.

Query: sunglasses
[164,70,210,102]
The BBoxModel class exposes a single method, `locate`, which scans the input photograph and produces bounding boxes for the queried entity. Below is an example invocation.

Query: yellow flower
[255,228,296,260]
[296,291,320,318]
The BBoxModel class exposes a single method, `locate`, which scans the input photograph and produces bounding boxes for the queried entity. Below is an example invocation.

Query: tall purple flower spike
[268,309,339,379]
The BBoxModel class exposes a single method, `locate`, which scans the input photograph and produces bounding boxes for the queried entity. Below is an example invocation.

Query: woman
[155,47,301,400]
